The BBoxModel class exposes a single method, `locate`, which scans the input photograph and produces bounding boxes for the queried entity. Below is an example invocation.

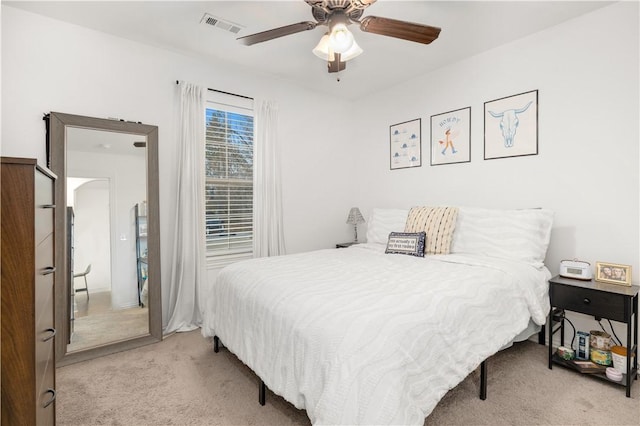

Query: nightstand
[548,275,639,397]
[336,242,358,248]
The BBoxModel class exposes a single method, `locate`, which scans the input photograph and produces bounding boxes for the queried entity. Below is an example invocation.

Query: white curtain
[253,100,286,257]
[165,81,206,334]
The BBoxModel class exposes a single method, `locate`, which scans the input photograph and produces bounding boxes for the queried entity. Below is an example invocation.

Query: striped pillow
[404,207,459,255]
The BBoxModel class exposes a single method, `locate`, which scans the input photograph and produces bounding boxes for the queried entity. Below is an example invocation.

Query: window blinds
[205,103,254,264]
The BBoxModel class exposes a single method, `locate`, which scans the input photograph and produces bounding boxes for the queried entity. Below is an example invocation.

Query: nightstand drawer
[552,283,627,322]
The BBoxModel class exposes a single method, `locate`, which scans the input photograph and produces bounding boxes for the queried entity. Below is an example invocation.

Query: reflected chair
[74,264,91,300]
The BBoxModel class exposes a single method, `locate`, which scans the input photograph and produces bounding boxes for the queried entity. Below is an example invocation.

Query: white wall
[1,5,358,327]
[74,180,112,294]
[351,2,639,343]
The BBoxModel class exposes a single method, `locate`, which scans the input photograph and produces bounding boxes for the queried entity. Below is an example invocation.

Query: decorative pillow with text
[385,231,426,257]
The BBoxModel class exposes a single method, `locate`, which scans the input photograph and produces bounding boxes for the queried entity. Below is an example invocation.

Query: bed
[202,206,554,425]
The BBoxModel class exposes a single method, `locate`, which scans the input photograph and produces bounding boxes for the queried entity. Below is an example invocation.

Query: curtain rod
[175,80,253,100]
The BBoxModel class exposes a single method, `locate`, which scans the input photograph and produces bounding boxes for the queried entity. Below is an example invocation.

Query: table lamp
[346,207,365,242]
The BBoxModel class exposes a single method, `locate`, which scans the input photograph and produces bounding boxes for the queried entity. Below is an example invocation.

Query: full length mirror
[49,112,162,366]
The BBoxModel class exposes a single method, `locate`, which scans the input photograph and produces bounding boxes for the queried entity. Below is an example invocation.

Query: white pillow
[365,208,409,245]
[451,207,554,267]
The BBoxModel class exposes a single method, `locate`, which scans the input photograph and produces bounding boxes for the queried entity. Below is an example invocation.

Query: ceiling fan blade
[359,16,441,45]
[237,21,318,46]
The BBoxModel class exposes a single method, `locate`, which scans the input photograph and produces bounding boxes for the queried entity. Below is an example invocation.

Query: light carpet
[57,330,639,425]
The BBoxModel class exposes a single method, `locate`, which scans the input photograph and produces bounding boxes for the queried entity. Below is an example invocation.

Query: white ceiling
[6,1,612,100]
[67,126,146,157]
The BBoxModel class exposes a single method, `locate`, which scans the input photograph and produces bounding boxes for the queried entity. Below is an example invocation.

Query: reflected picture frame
[595,261,632,286]
[390,118,421,170]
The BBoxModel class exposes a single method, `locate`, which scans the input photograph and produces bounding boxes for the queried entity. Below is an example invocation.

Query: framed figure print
[390,118,421,170]
[484,90,538,160]
[430,107,471,166]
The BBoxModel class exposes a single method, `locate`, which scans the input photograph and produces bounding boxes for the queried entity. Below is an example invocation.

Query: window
[205,96,254,266]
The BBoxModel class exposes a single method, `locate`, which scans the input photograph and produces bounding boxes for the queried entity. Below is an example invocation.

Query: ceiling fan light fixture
[329,23,354,53]
[341,39,363,61]
[237,0,440,75]
[312,34,334,61]
[313,33,362,62]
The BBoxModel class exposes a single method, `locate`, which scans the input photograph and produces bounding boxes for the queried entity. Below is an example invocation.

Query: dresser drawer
[36,335,55,399]
[35,204,54,246]
[35,169,55,245]
[35,233,55,276]
[37,352,56,426]
[35,236,55,328]
[35,275,55,403]
[35,279,55,342]
[551,283,628,322]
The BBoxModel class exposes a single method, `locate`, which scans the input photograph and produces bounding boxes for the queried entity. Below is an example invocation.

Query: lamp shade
[346,207,365,225]
[313,34,363,62]
[329,23,354,53]
[312,34,332,60]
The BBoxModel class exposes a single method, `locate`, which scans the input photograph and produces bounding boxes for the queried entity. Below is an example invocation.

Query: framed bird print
[390,118,421,170]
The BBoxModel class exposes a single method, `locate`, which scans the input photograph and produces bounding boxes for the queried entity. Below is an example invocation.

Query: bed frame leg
[259,380,266,406]
[213,335,220,353]
[479,360,487,400]
[538,327,545,345]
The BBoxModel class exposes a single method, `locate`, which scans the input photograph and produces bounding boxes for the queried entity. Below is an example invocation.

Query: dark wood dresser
[1,157,57,425]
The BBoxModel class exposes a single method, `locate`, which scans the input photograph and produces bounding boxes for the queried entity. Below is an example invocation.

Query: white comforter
[202,244,551,425]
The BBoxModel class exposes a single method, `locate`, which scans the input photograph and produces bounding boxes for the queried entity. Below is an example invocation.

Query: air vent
[200,13,243,34]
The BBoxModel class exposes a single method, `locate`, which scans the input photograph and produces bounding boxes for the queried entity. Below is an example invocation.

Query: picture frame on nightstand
[595,262,632,286]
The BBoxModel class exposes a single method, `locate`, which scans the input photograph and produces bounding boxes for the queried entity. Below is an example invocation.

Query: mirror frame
[49,112,162,366]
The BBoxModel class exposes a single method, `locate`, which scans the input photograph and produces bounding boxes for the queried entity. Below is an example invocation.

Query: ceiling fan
[237,0,441,73]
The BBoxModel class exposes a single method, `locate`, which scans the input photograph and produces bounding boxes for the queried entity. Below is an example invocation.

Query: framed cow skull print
[484,90,538,160]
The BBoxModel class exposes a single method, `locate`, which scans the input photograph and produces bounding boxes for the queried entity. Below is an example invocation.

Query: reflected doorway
[70,178,112,298]
[65,127,150,353]
[66,178,147,352]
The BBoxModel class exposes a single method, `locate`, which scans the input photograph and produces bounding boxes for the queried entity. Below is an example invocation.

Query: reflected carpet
[68,305,149,352]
